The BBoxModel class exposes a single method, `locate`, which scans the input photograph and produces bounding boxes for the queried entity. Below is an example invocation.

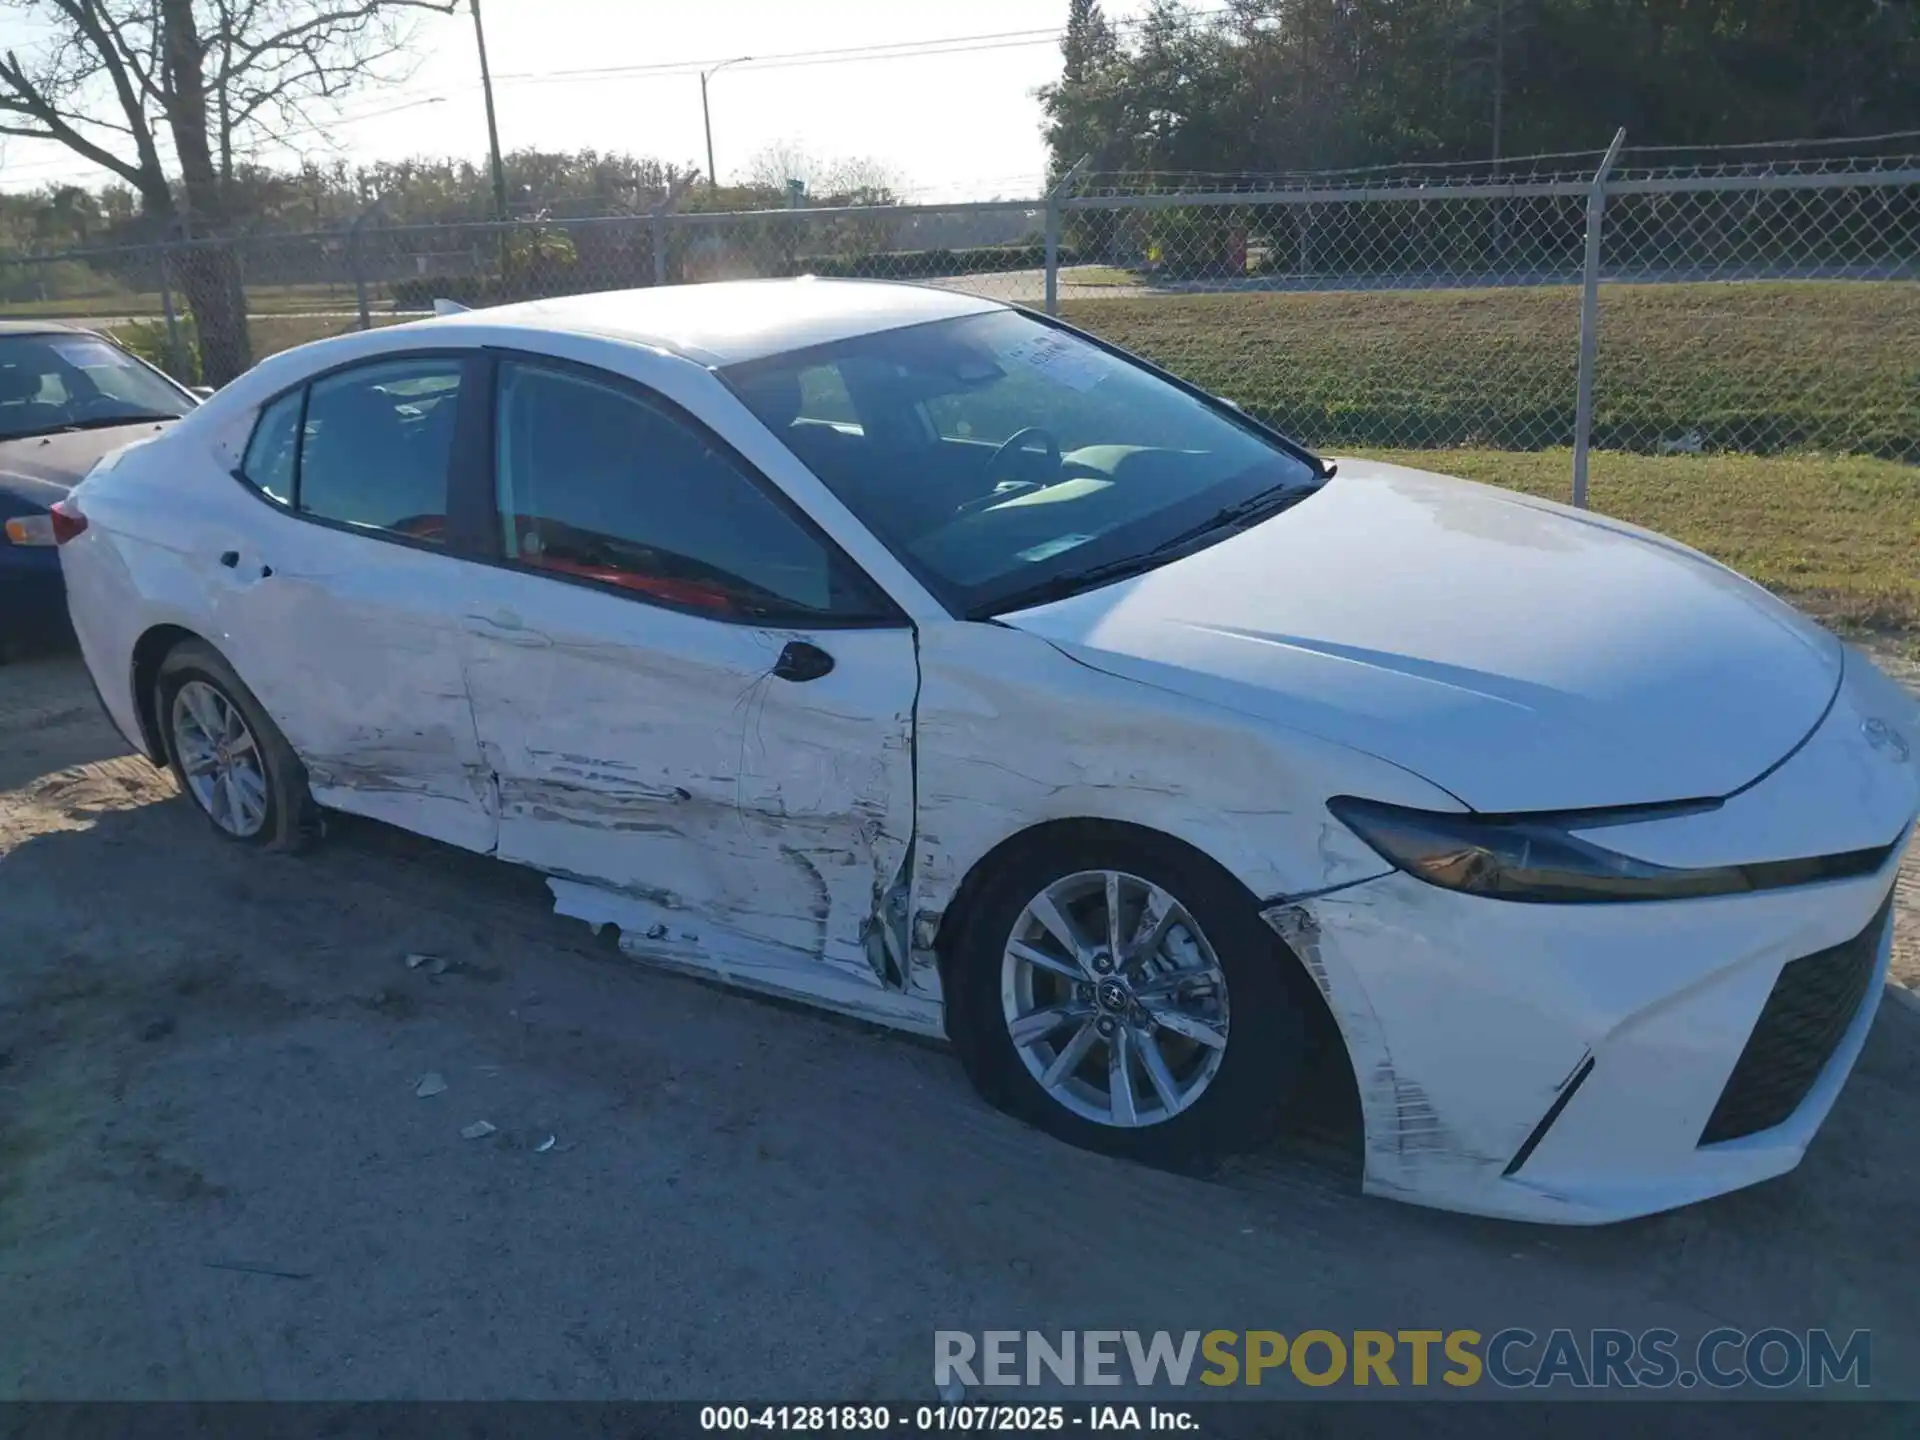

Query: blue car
[1,321,200,657]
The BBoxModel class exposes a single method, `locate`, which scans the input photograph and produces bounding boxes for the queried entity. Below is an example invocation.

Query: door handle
[772,640,835,683]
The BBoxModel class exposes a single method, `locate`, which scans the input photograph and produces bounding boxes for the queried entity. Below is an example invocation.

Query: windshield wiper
[59,413,183,431]
[976,481,1318,619]
[1153,481,1318,552]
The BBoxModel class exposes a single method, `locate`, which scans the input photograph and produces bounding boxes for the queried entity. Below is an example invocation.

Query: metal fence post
[1044,155,1091,316]
[156,243,185,377]
[1044,197,1063,315]
[347,200,393,329]
[1572,128,1627,509]
[349,217,372,331]
[650,178,691,288]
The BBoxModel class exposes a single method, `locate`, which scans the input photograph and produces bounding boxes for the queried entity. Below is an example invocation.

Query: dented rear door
[459,354,919,991]
[209,350,499,853]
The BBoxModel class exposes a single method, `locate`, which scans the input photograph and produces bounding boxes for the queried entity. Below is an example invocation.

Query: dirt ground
[2,650,1917,1409]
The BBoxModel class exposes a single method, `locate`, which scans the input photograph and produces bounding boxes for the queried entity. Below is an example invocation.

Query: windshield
[722,310,1324,617]
[0,333,193,443]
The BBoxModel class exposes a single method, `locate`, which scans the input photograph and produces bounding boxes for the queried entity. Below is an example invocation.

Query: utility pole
[1491,0,1506,172]
[700,56,754,195]
[470,0,509,223]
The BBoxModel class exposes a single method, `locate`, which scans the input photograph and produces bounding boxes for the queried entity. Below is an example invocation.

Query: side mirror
[190,385,216,401]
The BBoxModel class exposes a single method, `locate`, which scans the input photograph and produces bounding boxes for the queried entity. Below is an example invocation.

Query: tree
[1039,0,1122,182]
[0,0,454,380]
[1039,0,1920,183]
[740,141,901,205]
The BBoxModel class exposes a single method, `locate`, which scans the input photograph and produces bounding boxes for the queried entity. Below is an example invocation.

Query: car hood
[1001,459,1843,813]
[0,422,174,508]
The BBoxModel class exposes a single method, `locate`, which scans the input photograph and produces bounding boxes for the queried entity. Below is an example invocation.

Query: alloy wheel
[999,869,1230,1127]
[171,680,269,839]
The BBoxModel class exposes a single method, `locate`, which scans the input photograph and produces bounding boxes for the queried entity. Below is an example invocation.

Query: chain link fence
[4,135,1914,501]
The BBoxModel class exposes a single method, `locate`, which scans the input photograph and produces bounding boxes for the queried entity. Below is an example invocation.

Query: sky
[0,0,1167,201]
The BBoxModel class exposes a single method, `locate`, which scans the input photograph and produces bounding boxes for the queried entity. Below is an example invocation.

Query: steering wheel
[987,426,1061,480]
[65,391,123,420]
[956,427,1063,517]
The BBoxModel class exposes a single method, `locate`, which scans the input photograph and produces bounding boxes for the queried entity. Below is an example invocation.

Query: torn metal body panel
[548,878,944,1037]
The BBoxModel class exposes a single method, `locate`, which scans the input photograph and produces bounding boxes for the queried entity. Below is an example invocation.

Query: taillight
[49,499,88,545]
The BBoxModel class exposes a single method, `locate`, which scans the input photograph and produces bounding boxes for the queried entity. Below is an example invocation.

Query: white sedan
[57,280,1917,1224]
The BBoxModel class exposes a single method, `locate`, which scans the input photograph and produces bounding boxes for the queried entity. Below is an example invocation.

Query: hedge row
[390,274,568,310]
[781,243,1076,279]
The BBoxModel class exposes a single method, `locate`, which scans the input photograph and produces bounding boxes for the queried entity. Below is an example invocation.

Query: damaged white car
[59,280,1917,1224]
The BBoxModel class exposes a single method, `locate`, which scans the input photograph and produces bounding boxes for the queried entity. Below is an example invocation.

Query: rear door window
[296,358,463,544]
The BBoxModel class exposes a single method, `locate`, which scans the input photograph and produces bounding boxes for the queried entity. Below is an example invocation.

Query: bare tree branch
[2,0,458,382]
[1,0,457,212]
[220,0,452,86]
[0,46,154,189]
[82,0,166,105]
[40,0,168,186]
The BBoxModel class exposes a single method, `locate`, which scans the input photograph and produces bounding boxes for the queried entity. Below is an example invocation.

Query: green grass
[1065,281,1918,460]
[244,312,410,354]
[1350,448,1920,649]
[0,281,391,320]
[1061,265,1146,288]
[97,312,409,373]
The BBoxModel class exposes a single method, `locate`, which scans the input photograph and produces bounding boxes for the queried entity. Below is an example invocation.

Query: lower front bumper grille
[1699,896,1891,1146]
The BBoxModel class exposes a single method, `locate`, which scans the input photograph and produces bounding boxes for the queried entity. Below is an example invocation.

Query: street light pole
[470,0,509,223]
[1491,0,1506,172]
[700,56,753,195]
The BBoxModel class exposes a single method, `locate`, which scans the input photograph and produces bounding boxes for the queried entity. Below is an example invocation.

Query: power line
[0,5,1239,193]
[489,6,1237,87]
[191,6,1239,155]
[495,26,1076,82]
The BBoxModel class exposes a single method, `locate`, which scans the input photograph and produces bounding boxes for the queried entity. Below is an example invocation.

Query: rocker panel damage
[458,595,921,995]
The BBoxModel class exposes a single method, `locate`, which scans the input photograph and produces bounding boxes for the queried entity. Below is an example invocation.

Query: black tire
[945,822,1310,1165]
[155,639,318,853]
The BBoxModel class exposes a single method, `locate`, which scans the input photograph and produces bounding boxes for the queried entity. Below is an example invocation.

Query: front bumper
[1272,650,1918,1225]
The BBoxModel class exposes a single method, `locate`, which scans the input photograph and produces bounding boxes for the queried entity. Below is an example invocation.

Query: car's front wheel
[946,824,1308,1163]
[156,639,316,852]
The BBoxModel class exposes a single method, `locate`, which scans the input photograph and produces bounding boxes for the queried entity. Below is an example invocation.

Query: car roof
[420,278,1008,366]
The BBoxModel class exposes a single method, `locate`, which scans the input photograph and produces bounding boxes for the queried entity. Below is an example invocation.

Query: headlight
[1326,796,1891,903]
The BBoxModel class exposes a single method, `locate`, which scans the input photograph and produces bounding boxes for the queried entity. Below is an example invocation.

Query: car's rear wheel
[946,824,1307,1163]
[156,640,316,852]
